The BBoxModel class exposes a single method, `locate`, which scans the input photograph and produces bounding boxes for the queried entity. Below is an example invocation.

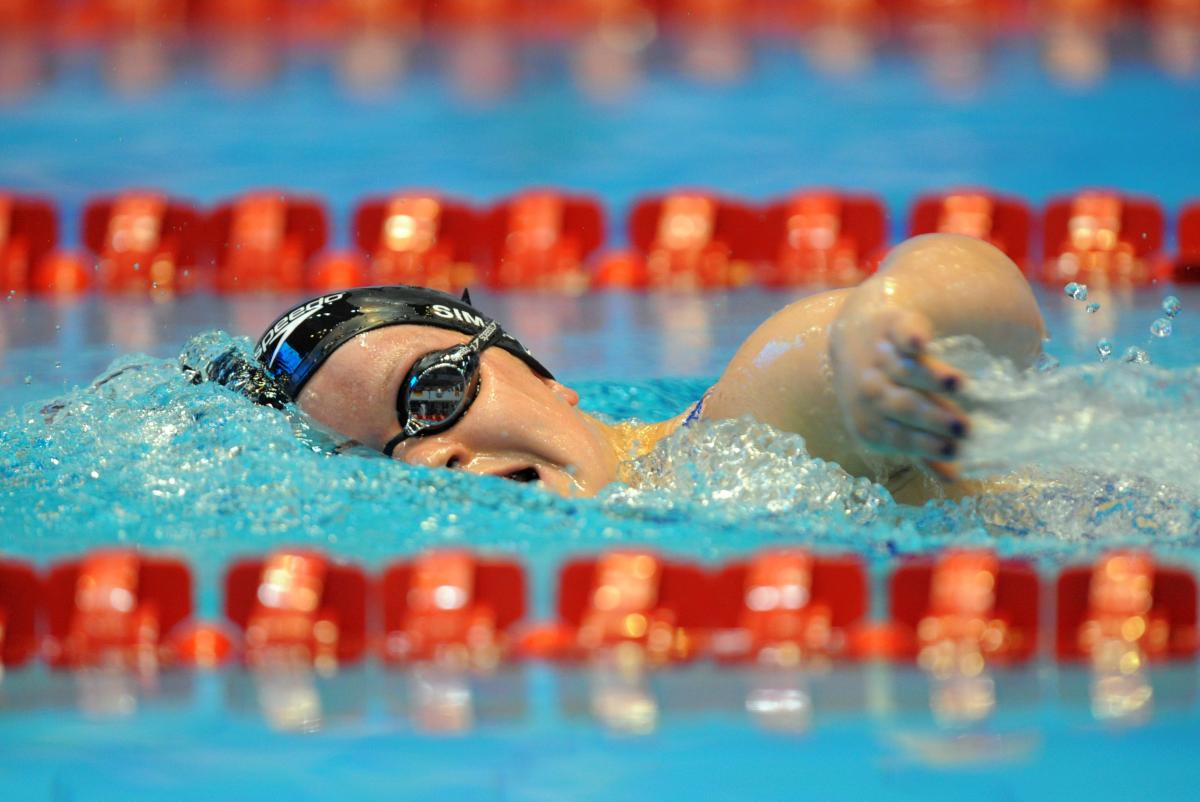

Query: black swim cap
[254,285,554,399]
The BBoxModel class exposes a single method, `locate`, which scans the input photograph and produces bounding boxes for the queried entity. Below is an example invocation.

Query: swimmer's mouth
[502,467,541,484]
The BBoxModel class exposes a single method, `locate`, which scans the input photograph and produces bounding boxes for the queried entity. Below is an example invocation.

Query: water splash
[1064,282,1089,301]
[2,331,1199,598]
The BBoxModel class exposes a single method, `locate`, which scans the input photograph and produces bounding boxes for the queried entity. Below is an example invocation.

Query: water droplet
[1122,346,1150,364]
[1150,318,1172,338]
[132,262,140,271]
[23,375,32,385]
[1097,338,1113,361]
[1064,282,1088,301]
[1162,295,1181,318]
[54,361,62,369]
[1036,352,1060,373]
[1064,282,1079,298]
[54,324,61,331]
[1086,302,1100,314]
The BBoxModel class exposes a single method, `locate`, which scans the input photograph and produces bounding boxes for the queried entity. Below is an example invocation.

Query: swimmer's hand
[830,305,970,482]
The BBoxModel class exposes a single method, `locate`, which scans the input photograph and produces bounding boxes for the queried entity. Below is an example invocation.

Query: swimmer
[229,233,1045,504]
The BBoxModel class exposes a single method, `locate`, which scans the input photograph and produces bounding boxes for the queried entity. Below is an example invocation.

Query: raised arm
[699,234,1046,498]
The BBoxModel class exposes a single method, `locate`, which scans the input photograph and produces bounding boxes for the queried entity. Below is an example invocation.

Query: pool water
[3,39,1200,802]
[2,286,1199,802]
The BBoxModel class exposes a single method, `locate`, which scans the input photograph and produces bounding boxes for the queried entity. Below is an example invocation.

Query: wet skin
[298,234,1047,504]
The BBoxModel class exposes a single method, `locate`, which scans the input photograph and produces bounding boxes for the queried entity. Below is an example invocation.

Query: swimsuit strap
[682,388,712,427]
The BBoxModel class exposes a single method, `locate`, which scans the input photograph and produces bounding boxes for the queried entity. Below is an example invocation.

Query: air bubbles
[1150,318,1173,338]
[23,375,32,385]
[1036,352,1060,373]
[1122,346,1151,365]
[1097,338,1113,361]
[1162,295,1181,318]
[1064,282,1089,301]
[1086,303,1100,314]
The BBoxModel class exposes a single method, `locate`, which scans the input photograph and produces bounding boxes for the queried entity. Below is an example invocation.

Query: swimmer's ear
[544,378,579,407]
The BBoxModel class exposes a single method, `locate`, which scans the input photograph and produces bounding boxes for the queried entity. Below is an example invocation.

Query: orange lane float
[908,189,1033,270]
[759,191,887,287]
[306,249,370,291]
[1041,190,1168,285]
[523,550,711,663]
[209,192,328,293]
[83,192,204,293]
[0,193,57,294]
[57,0,191,41]
[481,190,605,291]
[0,558,40,669]
[1056,550,1198,665]
[707,549,869,664]
[886,549,1040,670]
[1175,200,1200,282]
[224,550,369,669]
[43,550,194,670]
[519,0,658,39]
[380,550,526,667]
[595,191,760,289]
[353,193,479,292]
[193,0,292,32]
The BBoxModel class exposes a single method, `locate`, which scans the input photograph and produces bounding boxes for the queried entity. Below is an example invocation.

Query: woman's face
[296,325,620,497]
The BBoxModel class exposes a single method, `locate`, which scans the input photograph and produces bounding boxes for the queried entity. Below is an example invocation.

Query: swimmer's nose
[400,438,471,471]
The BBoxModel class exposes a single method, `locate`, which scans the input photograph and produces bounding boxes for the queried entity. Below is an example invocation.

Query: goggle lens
[382,321,502,457]
[406,362,473,433]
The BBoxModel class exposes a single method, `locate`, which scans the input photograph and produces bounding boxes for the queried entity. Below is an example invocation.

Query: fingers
[876,340,966,396]
[858,415,961,462]
[846,308,972,481]
[884,308,934,357]
[879,382,968,440]
[923,459,961,483]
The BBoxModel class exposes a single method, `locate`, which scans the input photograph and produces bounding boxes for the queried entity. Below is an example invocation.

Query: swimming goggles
[382,320,503,458]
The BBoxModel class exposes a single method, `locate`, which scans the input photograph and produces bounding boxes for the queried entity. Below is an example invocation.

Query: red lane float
[707,549,869,663]
[83,192,204,293]
[887,549,1040,668]
[380,550,526,666]
[909,189,1032,270]
[482,190,604,291]
[353,193,479,291]
[306,249,370,291]
[1042,191,1167,285]
[224,550,369,668]
[43,550,193,670]
[760,191,886,287]
[525,550,710,663]
[59,0,191,41]
[0,193,57,293]
[1057,550,1198,664]
[209,192,328,292]
[1175,200,1200,282]
[0,558,40,668]
[596,191,759,289]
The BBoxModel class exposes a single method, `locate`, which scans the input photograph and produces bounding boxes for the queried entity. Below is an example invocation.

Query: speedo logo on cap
[430,303,486,329]
[254,292,346,363]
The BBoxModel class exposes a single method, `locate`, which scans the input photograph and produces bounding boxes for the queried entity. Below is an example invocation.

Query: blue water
[4,44,1200,802]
